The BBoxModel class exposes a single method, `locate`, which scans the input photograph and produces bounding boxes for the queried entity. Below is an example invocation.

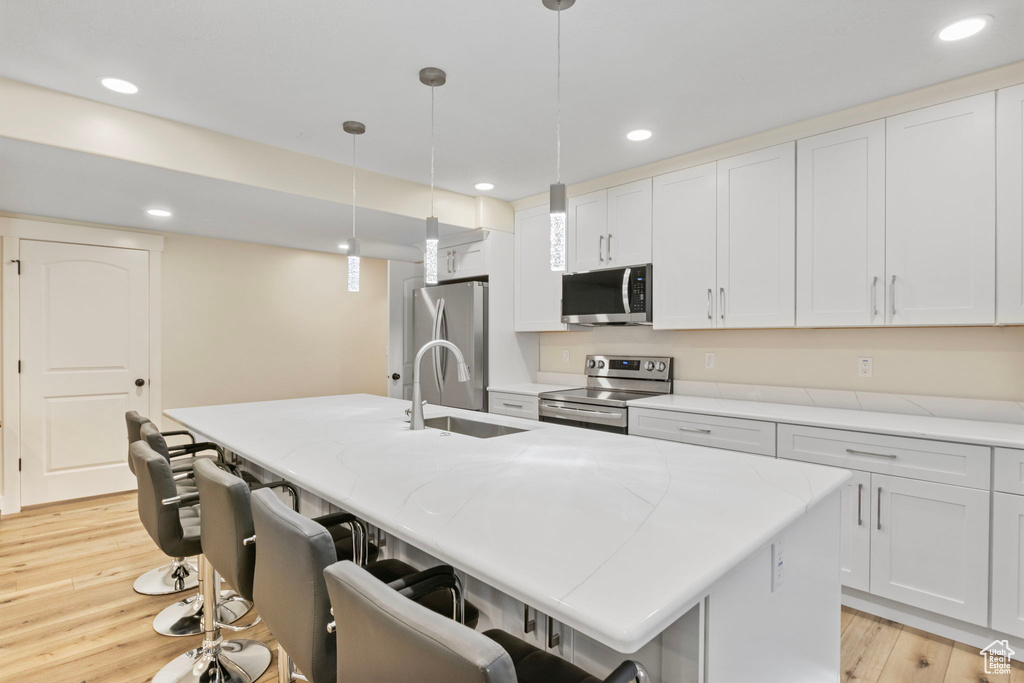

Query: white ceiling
[1,1,1022,202]
[0,136,466,260]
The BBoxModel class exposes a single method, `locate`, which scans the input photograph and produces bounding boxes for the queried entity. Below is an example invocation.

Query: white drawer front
[629,408,776,456]
[778,424,990,488]
[995,448,1024,495]
[488,392,539,420]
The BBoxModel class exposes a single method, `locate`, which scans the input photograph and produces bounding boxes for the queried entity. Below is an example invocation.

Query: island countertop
[166,393,849,653]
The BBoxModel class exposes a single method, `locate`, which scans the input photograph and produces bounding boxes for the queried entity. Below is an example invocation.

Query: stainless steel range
[538,355,673,433]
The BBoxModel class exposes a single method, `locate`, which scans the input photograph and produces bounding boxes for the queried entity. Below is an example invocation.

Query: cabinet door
[567,189,608,272]
[716,142,796,328]
[885,93,996,325]
[870,474,990,625]
[840,470,872,592]
[652,163,718,329]
[606,178,652,266]
[515,206,566,331]
[797,121,885,327]
[446,241,487,280]
[992,492,1024,638]
[998,84,1024,323]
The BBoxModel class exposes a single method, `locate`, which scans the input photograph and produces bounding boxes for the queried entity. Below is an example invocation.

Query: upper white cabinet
[796,121,886,327]
[567,179,651,272]
[652,163,718,329]
[566,189,608,272]
[438,232,489,282]
[885,93,996,325]
[998,83,1024,323]
[514,205,566,332]
[716,142,796,328]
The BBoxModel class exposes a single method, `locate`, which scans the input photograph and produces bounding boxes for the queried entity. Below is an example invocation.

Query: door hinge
[18,458,22,472]
[17,360,21,374]
[10,259,20,275]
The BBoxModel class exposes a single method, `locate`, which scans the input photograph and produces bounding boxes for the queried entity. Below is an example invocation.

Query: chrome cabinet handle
[502,402,524,408]
[707,288,713,320]
[606,233,613,262]
[677,426,712,434]
[452,250,458,273]
[719,287,725,321]
[877,487,882,531]
[871,276,878,318]
[524,605,536,634]
[856,483,863,526]
[599,235,604,263]
[546,615,560,649]
[846,448,897,460]
[890,275,896,317]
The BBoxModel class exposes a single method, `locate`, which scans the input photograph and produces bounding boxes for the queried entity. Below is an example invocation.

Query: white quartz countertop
[166,394,848,653]
[628,394,1024,450]
[487,383,577,396]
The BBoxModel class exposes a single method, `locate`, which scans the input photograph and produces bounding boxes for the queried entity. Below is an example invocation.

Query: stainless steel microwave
[561,265,652,326]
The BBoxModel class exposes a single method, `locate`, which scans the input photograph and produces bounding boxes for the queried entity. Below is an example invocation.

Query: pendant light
[343,120,365,292]
[420,67,447,285]
[544,0,574,271]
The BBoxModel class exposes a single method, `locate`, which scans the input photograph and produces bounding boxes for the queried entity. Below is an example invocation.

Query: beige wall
[162,232,388,412]
[539,326,1024,401]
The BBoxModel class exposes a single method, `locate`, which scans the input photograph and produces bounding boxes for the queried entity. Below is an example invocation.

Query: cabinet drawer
[629,408,776,456]
[488,392,539,420]
[778,425,990,488]
[995,448,1024,495]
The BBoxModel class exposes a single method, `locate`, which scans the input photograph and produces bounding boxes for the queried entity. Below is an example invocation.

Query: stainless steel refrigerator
[412,281,488,411]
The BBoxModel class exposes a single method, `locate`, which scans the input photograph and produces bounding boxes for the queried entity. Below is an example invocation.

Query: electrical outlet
[705,352,715,370]
[772,539,785,591]
[858,357,873,378]
[562,349,571,364]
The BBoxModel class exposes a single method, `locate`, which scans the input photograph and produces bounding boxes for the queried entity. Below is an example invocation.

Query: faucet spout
[410,339,471,430]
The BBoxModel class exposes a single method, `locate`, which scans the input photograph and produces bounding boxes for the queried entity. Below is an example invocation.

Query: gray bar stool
[125,411,201,596]
[324,561,650,683]
[249,487,479,683]
[130,440,252,638]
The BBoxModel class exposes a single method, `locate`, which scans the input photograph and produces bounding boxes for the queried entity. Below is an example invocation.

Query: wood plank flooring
[1,492,1022,682]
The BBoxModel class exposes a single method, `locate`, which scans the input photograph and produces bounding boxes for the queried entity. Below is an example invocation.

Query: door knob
[391,373,401,380]
[135,378,146,387]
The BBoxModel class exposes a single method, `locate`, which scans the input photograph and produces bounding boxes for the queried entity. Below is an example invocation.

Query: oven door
[538,400,628,431]
[561,265,651,325]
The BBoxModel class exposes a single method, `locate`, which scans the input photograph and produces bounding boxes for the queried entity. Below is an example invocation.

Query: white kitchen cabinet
[438,231,489,282]
[514,205,566,331]
[995,448,1024,496]
[796,121,886,327]
[997,83,1024,323]
[488,391,540,420]
[885,93,996,325]
[839,470,872,592]
[716,142,796,328]
[605,178,652,266]
[869,474,990,626]
[652,163,718,329]
[566,189,608,272]
[992,492,1024,638]
[629,408,776,456]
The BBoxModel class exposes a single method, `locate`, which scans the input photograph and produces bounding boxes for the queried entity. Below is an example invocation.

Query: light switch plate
[772,539,785,591]
[562,349,571,363]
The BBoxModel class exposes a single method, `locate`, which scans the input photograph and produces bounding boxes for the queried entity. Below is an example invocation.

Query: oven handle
[621,267,632,314]
[541,402,624,418]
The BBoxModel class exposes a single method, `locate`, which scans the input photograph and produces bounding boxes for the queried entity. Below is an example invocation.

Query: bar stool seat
[483,629,600,683]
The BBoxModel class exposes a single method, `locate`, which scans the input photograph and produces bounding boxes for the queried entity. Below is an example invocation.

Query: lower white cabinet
[839,470,871,592]
[629,408,776,456]
[488,391,540,420]
[992,492,1024,638]
[870,474,990,626]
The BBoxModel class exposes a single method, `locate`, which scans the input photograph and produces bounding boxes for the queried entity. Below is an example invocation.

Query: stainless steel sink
[423,416,528,439]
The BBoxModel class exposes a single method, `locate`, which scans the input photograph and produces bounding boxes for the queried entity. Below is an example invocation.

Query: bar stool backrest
[324,561,516,683]
[140,421,172,459]
[192,459,257,601]
[130,440,196,558]
[125,411,151,474]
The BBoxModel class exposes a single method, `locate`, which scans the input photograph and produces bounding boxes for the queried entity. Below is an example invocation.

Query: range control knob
[587,359,597,369]
[644,361,655,371]
[597,360,606,369]
[656,361,667,372]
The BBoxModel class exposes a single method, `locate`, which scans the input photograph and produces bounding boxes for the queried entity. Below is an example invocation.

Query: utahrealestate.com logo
[980,640,1014,675]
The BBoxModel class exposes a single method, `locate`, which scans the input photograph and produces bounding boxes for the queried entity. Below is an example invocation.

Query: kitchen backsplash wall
[538,325,1024,402]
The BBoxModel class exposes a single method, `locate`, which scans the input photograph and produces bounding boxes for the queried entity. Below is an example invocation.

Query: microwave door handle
[621,267,632,313]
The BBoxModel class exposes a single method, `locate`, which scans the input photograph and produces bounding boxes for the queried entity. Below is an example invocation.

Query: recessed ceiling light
[938,16,989,41]
[626,129,652,142]
[100,77,139,94]
[474,182,495,191]
[146,208,172,217]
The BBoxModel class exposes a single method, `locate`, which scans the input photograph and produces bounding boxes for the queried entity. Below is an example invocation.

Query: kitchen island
[167,393,850,682]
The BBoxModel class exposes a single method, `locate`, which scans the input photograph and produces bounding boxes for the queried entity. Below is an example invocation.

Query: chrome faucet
[409,339,471,430]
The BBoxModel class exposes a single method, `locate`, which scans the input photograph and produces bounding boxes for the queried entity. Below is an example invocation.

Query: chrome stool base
[134,557,199,596]
[153,638,271,683]
[153,591,253,637]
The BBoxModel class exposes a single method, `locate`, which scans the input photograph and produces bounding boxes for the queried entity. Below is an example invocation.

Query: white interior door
[387,260,423,400]
[20,240,149,506]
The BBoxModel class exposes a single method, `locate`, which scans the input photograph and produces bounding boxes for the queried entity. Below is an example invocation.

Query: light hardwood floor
[1,493,1021,682]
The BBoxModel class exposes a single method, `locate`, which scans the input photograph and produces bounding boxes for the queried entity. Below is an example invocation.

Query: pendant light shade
[420,67,447,286]
[545,0,572,271]
[343,120,365,293]
[549,182,567,272]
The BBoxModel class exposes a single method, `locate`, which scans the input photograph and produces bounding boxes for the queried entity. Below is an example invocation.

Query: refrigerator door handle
[439,300,449,388]
[431,298,444,394]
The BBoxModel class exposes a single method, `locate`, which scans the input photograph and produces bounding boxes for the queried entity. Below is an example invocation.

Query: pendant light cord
[430,86,435,216]
[556,0,561,184]
[351,134,357,240]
